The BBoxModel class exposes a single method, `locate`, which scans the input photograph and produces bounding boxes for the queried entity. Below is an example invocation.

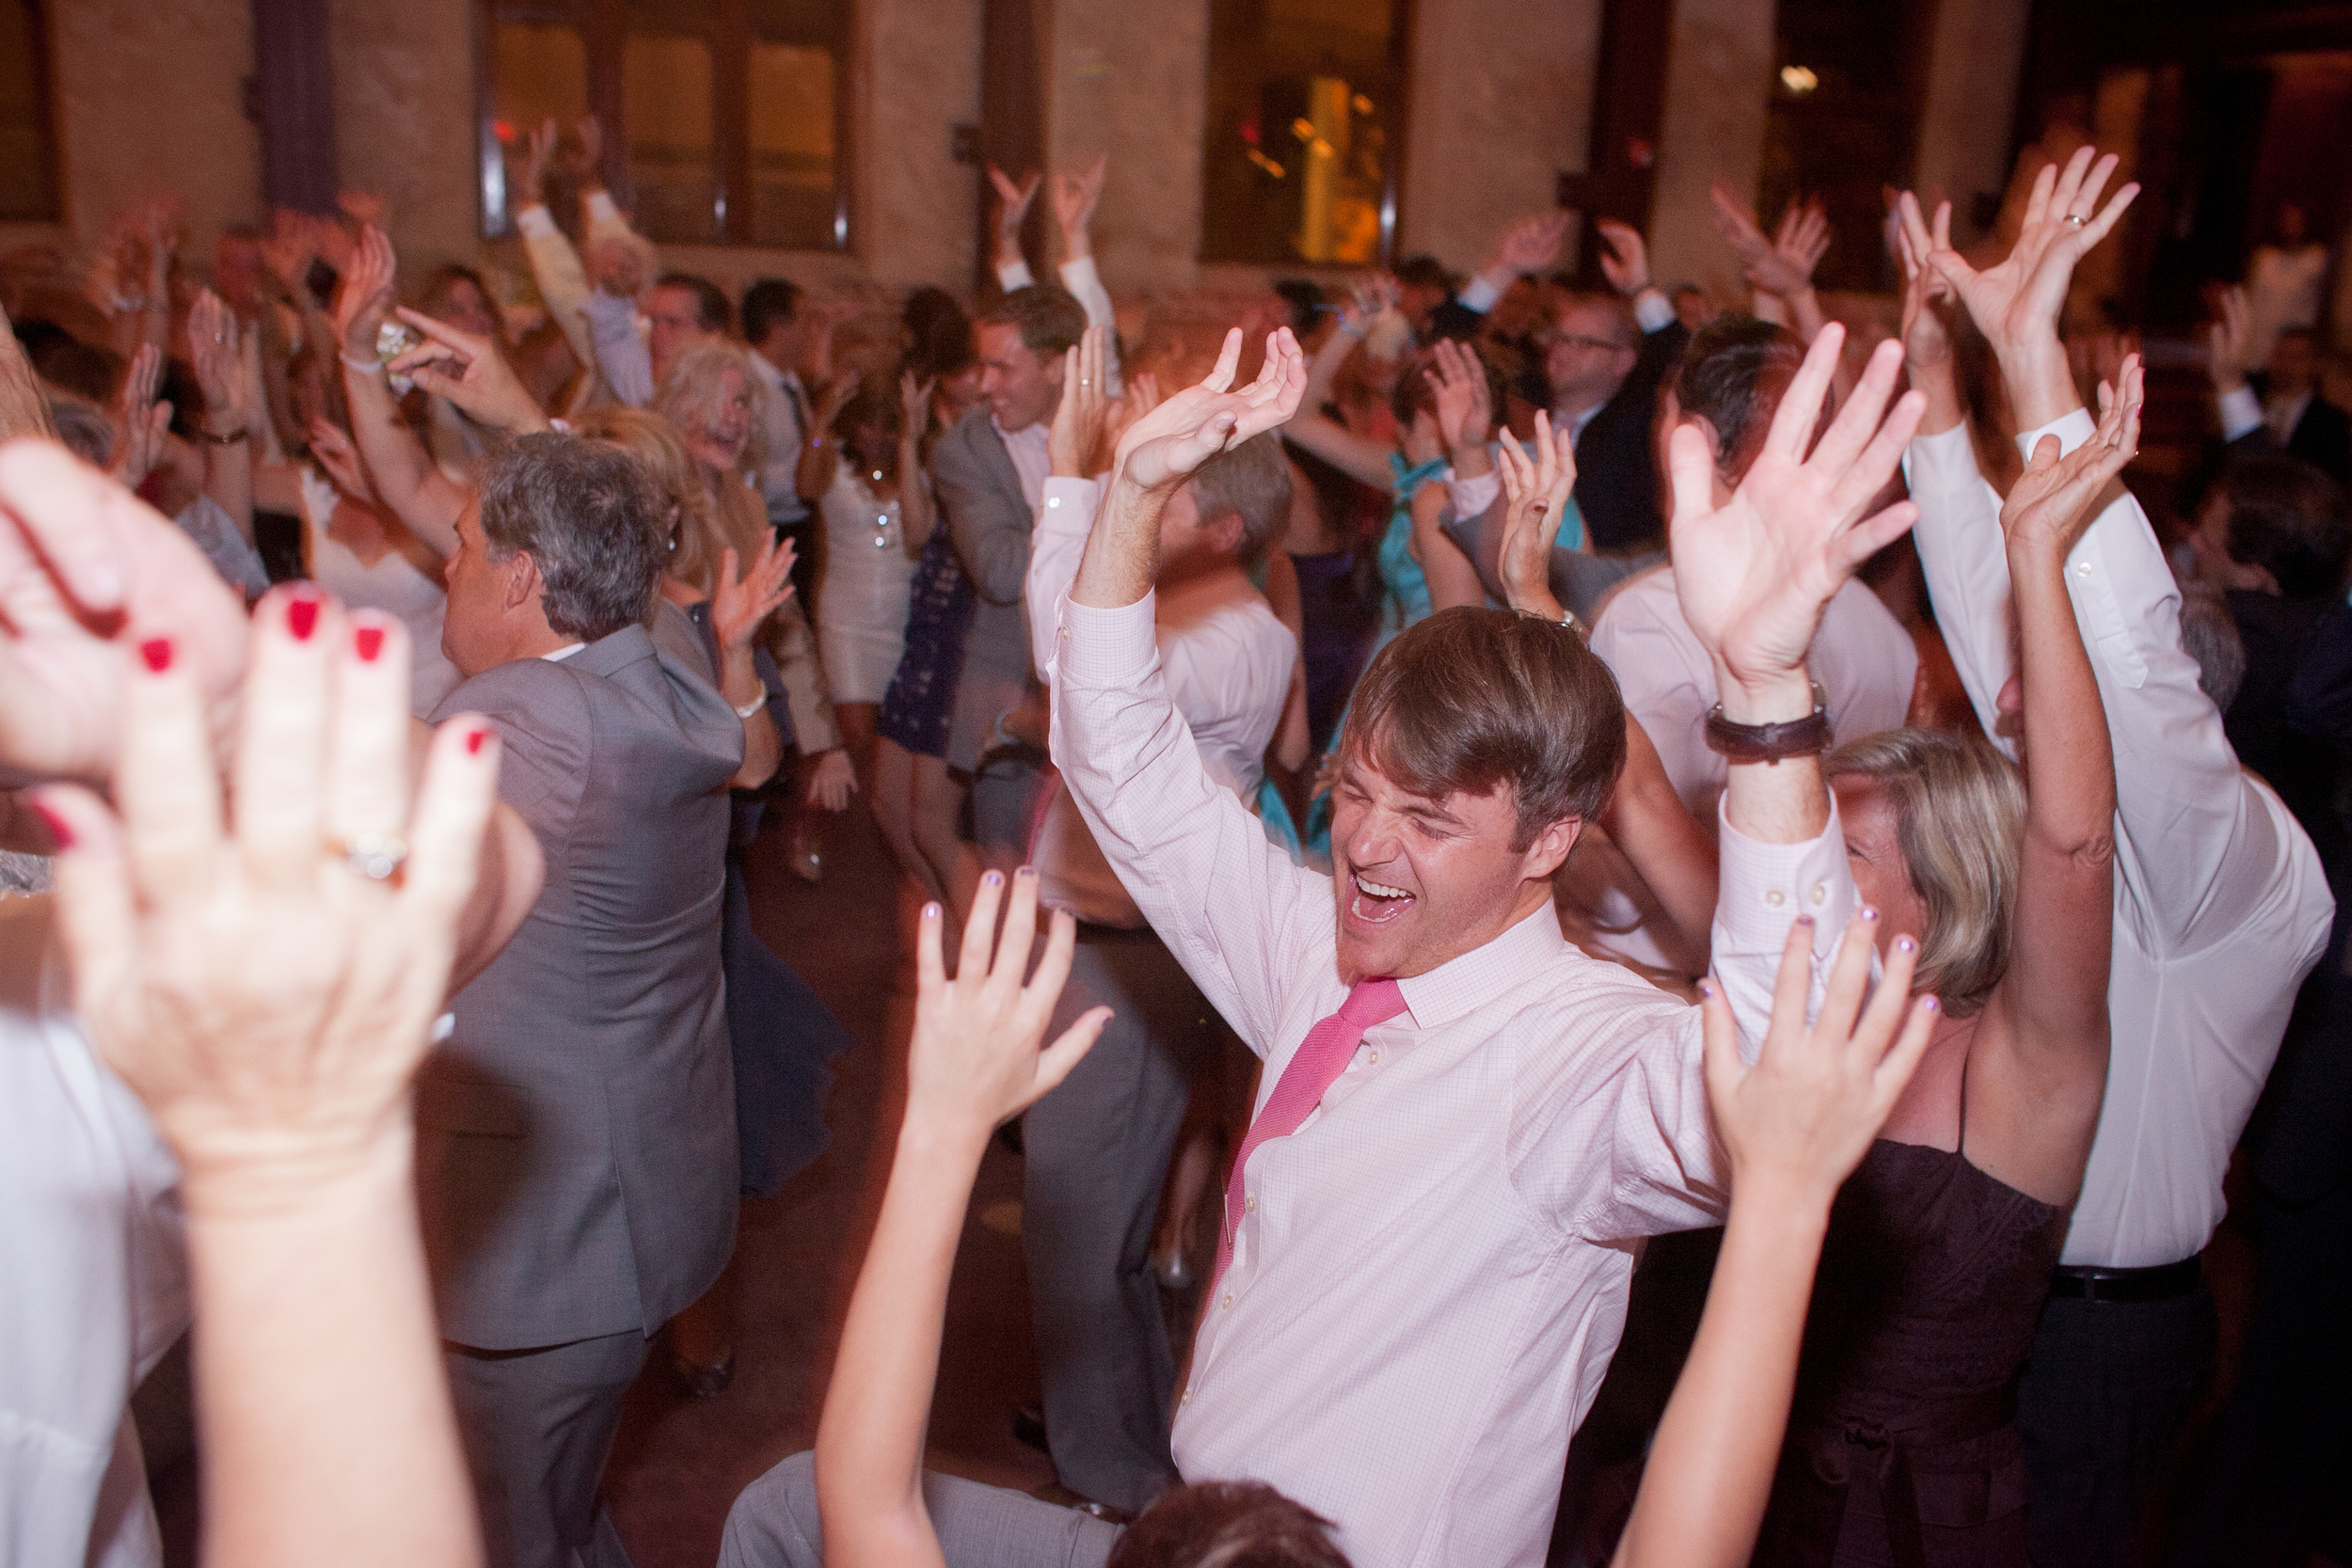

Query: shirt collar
[541,641,587,662]
[1392,900,1570,1029]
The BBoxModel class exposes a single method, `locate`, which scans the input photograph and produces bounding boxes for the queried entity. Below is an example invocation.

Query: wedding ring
[338,832,409,882]
[2065,214,2089,228]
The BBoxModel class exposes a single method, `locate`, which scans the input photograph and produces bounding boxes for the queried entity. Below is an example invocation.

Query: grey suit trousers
[445,1330,648,1568]
[720,1451,1121,1568]
[1022,929,1217,1513]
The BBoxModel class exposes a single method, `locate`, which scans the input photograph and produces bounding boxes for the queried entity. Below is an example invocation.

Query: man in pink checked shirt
[719,318,1929,1568]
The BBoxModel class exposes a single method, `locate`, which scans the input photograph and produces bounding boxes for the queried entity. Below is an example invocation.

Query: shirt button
[1047,496,1060,507]
[1367,1048,1381,1064]
[1244,1195,1257,1212]
[1221,1292,1233,1310]
[1808,883,1827,906]
[1181,1388,1190,1406]
[2075,560,2093,577]
[1764,887,1786,908]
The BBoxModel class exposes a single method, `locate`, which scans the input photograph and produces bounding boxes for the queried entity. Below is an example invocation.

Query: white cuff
[1713,796,1855,958]
[1457,273,1504,314]
[997,259,1037,293]
[1059,594,1160,685]
[516,205,558,240]
[2015,406,2098,460]
[1633,290,1677,335]
[2217,385,2265,443]
[1040,475,1101,537]
[587,190,623,225]
[1449,468,1502,521]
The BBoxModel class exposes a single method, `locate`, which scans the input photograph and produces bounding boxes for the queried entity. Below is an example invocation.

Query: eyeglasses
[1539,331,1626,353]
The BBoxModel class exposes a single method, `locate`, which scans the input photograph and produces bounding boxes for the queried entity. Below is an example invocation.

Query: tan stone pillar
[1648,0,1776,307]
[1038,0,1211,293]
[1913,0,2032,247]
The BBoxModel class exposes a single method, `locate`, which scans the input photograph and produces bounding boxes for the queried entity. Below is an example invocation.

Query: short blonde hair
[1826,728,2024,1017]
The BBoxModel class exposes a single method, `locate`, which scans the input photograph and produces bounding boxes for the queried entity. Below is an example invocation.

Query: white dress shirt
[748,349,812,530]
[1589,563,1918,818]
[1027,476,1294,923]
[1045,584,1857,1568]
[1904,411,2334,1268]
[0,896,187,1568]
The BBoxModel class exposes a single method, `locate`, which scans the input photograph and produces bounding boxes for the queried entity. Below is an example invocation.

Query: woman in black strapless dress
[1750,372,2138,1567]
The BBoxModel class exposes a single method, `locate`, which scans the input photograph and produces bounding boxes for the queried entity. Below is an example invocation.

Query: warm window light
[1292,117,1316,142]
[1352,93,1374,116]
[1780,64,1819,94]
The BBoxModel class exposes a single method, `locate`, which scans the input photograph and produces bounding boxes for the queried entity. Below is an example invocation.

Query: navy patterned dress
[875,527,977,760]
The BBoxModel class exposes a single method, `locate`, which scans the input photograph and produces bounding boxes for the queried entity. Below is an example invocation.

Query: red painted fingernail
[466,726,490,756]
[286,594,321,641]
[30,800,72,849]
[138,637,172,673]
[354,625,386,662]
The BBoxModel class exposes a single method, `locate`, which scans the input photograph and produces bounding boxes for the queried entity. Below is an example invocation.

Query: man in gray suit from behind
[928,286,1088,847]
[418,435,744,1568]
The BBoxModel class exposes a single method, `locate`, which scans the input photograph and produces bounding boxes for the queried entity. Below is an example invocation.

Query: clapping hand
[1111,326,1307,493]
[1702,911,1939,1208]
[2002,354,2142,562]
[1666,325,1924,717]
[109,343,173,492]
[387,307,551,435]
[38,588,501,1194]
[906,867,1108,1135]
[710,535,796,655]
[1049,325,1116,479]
[1494,412,1578,620]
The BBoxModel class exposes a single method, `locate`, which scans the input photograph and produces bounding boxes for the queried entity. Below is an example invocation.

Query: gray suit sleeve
[437,663,594,824]
[931,429,1032,607]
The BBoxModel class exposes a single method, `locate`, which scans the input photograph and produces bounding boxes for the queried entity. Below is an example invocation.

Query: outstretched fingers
[1759,322,1849,467]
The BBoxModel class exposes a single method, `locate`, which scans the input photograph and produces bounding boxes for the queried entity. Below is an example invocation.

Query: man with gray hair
[421,434,745,1568]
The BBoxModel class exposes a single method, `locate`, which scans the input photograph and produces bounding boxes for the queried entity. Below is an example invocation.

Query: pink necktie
[1212,978,1407,1294]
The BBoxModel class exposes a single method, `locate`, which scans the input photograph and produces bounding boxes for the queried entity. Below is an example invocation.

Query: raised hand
[710,535,796,654]
[518,118,559,211]
[1770,199,1830,291]
[1113,326,1306,492]
[1051,151,1108,260]
[1930,145,2137,359]
[109,342,173,491]
[334,225,398,360]
[1426,337,1494,456]
[2003,354,2142,562]
[1049,325,1115,479]
[1666,325,1925,716]
[1105,367,1160,452]
[908,867,1108,1132]
[1492,211,1572,277]
[0,302,54,441]
[38,588,500,1189]
[898,368,934,441]
[1702,910,1939,1207]
[386,306,551,435]
[0,442,248,783]
[258,211,317,301]
[1596,219,1652,297]
[563,117,605,191]
[2209,285,2252,396]
[1892,191,1957,380]
[308,418,373,503]
[989,166,1042,264]
[1494,412,1579,619]
[189,289,248,437]
[336,190,389,231]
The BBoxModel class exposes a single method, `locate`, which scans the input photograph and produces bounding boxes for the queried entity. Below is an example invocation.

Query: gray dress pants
[1022,927,1218,1513]
[445,1328,649,1568]
[720,1451,1122,1568]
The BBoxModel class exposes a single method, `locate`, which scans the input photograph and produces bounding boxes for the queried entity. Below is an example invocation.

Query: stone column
[1647,0,1775,306]
[1039,0,1211,293]
[1912,0,2032,247]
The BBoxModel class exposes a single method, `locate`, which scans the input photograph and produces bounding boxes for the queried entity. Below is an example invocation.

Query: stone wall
[1647,0,1776,308]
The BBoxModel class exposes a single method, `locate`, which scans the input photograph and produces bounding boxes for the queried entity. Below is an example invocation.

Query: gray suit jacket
[930,405,1035,771]
[418,623,745,1349]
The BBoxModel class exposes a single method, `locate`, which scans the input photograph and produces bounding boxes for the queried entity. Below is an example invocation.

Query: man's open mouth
[1350,871,1415,924]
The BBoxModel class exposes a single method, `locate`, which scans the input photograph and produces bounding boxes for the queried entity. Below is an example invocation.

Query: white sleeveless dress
[298,469,463,718]
[815,467,919,705]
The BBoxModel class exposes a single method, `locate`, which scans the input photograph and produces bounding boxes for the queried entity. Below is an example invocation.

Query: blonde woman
[655,340,855,816]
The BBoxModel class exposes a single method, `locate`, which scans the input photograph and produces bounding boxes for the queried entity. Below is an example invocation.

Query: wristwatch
[1703,682,1832,764]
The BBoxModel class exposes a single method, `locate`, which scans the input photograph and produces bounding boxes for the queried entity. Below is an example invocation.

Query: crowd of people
[2,111,2348,1568]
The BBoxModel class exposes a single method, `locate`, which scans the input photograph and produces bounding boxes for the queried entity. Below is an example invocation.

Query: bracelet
[732,692,768,719]
[339,351,386,375]
[1339,320,1367,341]
[1704,682,1832,765]
[200,425,249,446]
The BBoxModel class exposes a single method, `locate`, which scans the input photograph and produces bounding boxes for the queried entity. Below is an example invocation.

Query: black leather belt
[2046,1257,2202,1303]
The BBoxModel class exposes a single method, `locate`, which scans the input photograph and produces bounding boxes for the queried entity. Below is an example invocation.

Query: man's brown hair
[977,284,1089,360]
[1108,1481,1349,1568]
[1341,607,1627,849]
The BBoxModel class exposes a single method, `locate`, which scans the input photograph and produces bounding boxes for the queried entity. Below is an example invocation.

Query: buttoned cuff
[1457,272,1504,314]
[1040,475,1100,538]
[516,204,558,240]
[2217,385,2265,443]
[2016,406,2097,460]
[997,259,1036,293]
[1633,290,1677,334]
[1714,795,1854,958]
[1060,594,1160,685]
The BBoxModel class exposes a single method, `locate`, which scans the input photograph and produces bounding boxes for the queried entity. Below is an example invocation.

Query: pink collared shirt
[1048,590,1856,1568]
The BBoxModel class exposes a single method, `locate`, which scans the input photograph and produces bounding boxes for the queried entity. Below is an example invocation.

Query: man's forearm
[1070,476,1162,610]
